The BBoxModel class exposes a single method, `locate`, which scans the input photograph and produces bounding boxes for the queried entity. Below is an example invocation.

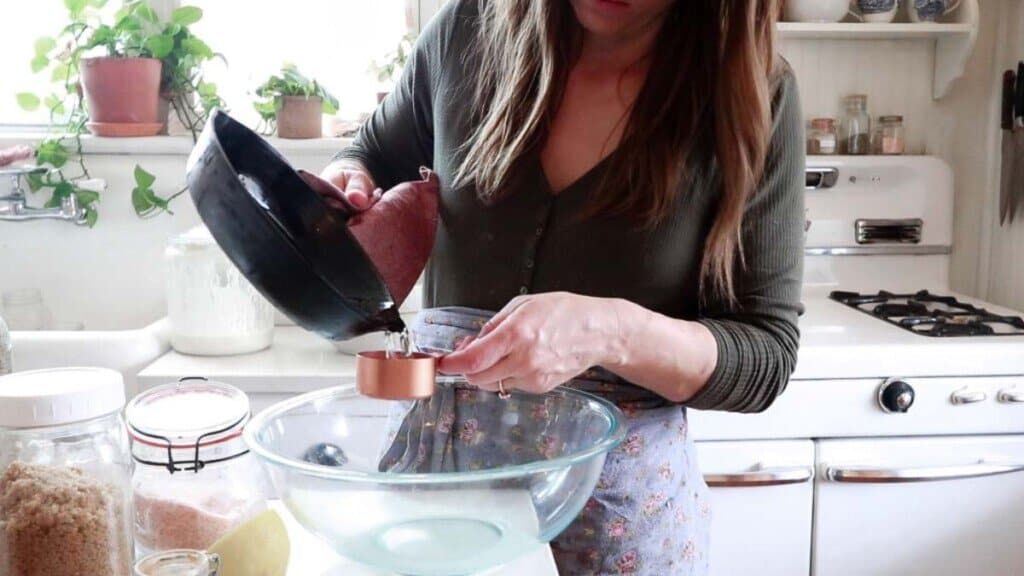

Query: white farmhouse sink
[9,319,171,394]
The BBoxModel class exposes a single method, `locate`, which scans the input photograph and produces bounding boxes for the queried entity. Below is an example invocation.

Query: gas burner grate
[830,290,1024,337]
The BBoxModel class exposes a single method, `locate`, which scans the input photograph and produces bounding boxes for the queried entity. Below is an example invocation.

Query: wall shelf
[778,22,974,40]
[777,0,980,99]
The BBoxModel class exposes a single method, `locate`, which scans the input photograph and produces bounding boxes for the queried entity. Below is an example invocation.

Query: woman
[320,0,804,573]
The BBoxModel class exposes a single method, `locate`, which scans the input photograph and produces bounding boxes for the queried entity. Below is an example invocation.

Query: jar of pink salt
[126,377,270,556]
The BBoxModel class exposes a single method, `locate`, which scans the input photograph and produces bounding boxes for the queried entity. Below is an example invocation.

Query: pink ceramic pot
[80,57,162,125]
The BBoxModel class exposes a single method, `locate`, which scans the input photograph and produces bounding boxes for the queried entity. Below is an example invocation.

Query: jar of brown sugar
[0,368,134,576]
[126,378,269,556]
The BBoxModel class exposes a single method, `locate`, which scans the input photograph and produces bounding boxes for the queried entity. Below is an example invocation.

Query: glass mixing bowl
[244,378,625,575]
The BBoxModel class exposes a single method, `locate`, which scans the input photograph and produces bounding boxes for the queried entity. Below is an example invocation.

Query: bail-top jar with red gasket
[126,377,269,556]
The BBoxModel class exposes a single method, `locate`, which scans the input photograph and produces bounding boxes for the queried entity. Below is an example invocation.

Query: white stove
[690,157,1024,576]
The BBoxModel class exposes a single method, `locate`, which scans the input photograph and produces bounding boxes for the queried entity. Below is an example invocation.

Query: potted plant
[155,6,225,137]
[254,64,339,139]
[14,0,223,225]
[370,34,415,103]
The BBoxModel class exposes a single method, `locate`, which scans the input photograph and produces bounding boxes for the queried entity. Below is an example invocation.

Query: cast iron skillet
[185,109,404,340]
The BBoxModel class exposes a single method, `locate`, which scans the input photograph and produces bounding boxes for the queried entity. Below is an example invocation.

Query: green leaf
[196,81,217,98]
[172,6,203,26]
[180,37,212,59]
[36,141,69,169]
[88,0,108,7]
[132,187,153,214]
[30,55,49,73]
[51,65,71,83]
[53,182,74,200]
[134,165,156,189]
[76,189,100,204]
[84,206,98,227]
[64,0,87,16]
[16,93,40,111]
[26,173,44,192]
[144,35,174,59]
[134,3,159,23]
[45,194,62,208]
[321,97,338,115]
[34,37,56,57]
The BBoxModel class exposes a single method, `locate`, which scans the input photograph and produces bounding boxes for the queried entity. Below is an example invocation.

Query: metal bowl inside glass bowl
[244,378,625,576]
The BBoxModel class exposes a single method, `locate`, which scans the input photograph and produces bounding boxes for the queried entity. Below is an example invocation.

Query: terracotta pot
[276,96,323,139]
[80,57,162,127]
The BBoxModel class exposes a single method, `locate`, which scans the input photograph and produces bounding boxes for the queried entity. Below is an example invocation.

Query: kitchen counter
[273,500,558,576]
[139,289,1024,392]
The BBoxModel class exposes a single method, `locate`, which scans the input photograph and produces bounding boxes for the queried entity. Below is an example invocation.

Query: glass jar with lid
[165,226,275,356]
[0,367,134,576]
[807,118,838,155]
[126,377,269,556]
[875,115,906,155]
[840,94,871,155]
[134,549,220,576]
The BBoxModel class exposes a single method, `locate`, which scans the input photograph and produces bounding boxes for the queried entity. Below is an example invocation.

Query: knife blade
[1000,70,1016,225]
[1011,62,1024,223]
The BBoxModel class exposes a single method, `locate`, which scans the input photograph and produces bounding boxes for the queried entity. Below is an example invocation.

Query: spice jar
[807,118,838,155]
[840,94,871,155]
[875,115,906,155]
[126,378,269,556]
[0,368,134,576]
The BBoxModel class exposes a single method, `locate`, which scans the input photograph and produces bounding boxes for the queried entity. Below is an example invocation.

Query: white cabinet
[696,440,815,576]
[814,436,1024,576]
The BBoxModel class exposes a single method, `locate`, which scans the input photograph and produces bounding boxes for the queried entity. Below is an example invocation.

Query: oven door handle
[704,465,814,487]
[825,461,1024,484]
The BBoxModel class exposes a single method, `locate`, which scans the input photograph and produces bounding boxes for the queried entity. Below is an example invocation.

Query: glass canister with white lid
[165,225,275,356]
[126,377,269,556]
[0,367,134,576]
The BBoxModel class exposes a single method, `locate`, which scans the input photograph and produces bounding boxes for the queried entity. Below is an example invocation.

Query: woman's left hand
[437,292,628,394]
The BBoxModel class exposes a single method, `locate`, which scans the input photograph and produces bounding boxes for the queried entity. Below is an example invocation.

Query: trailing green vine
[14,0,223,226]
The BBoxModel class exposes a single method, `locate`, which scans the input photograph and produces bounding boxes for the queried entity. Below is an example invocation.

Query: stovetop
[830,290,1024,337]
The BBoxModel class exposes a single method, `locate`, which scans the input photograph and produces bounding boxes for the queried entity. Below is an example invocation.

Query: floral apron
[380,307,711,576]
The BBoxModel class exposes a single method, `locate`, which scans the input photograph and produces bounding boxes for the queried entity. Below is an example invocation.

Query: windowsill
[0,132,353,156]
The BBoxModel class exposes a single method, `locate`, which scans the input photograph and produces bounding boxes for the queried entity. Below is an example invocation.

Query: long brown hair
[455,0,781,303]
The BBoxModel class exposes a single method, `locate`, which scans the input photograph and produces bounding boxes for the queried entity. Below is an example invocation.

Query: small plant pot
[276,96,323,139]
[80,57,162,136]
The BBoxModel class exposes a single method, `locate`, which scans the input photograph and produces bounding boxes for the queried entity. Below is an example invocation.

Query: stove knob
[878,379,915,413]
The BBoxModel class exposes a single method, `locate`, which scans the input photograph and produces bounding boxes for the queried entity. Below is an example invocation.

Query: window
[0,0,85,127]
[189,1,414,127]
[1,1,418,129]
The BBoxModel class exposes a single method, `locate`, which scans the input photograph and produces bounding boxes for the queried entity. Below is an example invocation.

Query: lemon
[208,509,290,576]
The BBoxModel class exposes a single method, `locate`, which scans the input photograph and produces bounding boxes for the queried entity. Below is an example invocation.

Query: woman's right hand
[301,161,383,212]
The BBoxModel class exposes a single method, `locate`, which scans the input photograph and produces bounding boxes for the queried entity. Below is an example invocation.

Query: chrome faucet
[0,166,89,225]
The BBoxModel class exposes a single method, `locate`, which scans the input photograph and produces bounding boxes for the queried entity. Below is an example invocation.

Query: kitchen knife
[1012,62,1024,224]
[1000,70,1015,225]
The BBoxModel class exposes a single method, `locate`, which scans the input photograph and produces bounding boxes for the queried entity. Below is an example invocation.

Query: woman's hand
[304,161,382,211]
[437,292,630,394]
[438,292,720,402]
